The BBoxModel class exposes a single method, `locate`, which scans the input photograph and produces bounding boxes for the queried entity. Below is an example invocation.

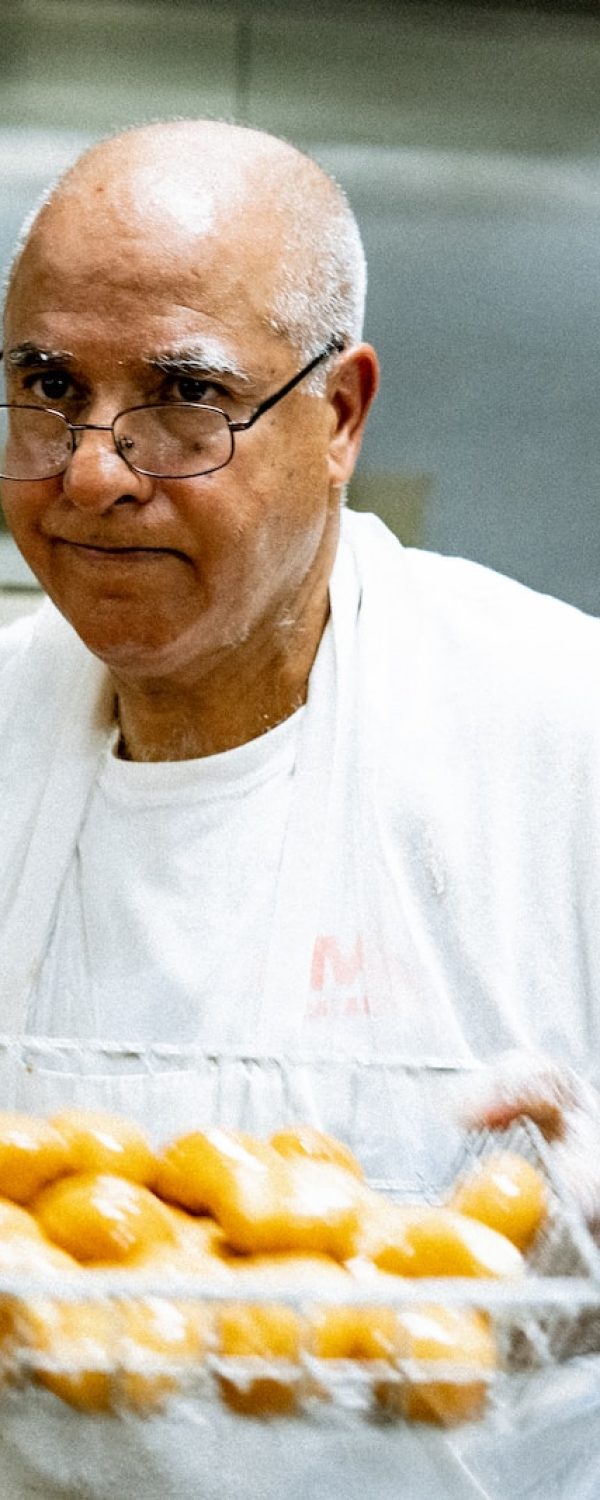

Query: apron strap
[0,604,111,1028]
[255,534,361,1052]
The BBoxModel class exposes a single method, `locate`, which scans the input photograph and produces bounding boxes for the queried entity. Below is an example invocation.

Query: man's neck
[111,588,330,762]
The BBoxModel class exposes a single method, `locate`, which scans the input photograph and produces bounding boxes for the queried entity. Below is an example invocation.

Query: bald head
[6,120,366,377]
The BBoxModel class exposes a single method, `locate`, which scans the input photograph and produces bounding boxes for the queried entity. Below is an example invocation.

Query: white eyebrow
[6,344,76,368]
[143,338,253,386]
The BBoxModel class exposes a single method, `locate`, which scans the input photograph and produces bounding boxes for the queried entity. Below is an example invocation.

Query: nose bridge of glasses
[70,420,114,435]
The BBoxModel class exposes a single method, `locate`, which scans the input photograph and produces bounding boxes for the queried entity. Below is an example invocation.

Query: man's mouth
[56,539,187,560]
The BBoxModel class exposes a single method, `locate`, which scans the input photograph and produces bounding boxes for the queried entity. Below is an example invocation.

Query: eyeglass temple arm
[231,336,345,432]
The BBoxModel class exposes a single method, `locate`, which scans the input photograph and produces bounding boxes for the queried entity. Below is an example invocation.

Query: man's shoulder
[345,510,600,656]
[344,512,600,735]
[408,545,598,645]
[405,549,600,726]
[0,605,42,668]
[0,600,89,696]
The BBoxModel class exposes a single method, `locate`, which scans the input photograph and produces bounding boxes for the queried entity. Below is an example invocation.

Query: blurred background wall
[1,0,600,615]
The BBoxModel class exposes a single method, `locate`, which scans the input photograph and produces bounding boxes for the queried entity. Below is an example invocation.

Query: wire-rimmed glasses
[0,337,345,482]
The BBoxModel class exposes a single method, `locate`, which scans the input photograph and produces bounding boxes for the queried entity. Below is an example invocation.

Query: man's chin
[58,604,230,686]
[54,604,194,677]
[95,633,207,679]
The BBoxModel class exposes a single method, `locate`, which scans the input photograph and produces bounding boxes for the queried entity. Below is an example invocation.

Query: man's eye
[172,377,224,405]
[24,371,74,404]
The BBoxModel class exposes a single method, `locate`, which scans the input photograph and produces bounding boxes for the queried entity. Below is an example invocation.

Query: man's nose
[61,427,155,512]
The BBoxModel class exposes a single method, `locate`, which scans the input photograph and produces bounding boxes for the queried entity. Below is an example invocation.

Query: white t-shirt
[28,710,304,1048]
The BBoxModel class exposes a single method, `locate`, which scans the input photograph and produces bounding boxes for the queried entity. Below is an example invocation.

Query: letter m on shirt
[310,936,364,991]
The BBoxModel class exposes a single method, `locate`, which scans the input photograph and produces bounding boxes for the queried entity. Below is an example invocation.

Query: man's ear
[326,344,379,488]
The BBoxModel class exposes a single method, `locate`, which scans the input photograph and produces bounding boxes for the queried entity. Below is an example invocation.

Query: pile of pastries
[0,1109,548,1424]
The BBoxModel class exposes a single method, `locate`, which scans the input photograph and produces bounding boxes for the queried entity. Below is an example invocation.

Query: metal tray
[0,1118,598,1421]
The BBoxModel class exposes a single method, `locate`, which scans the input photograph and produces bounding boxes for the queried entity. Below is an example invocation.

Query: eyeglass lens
[114,406,233,478]
[0,405,235,480]
[0,406,72,481]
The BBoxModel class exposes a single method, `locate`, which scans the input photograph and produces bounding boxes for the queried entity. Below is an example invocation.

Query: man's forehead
[6,215,279,353]
[17,204,252,284]
[33,141,275,261]
[9,200,282,338]
[65,157,235,244]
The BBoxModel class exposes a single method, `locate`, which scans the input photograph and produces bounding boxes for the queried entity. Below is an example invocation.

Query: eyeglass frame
[0,335,346,482]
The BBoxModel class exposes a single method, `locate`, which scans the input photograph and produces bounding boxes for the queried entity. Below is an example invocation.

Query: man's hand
[460,1050,600,1235]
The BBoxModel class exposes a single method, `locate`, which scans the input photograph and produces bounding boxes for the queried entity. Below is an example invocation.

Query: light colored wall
[2,1,599,155]
[342,150,600,614]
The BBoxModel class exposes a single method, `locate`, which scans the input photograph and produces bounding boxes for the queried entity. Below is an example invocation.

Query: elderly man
[1,119,600,1497]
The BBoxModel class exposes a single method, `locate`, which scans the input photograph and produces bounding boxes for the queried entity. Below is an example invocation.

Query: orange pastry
[18,1293,208,1415]
[156,1130,362,1259]
[214,1249,349,1414]
[0,1197,47,1242]
[0,1112,528,1429]
[216,1301,302,1415]
[224,1248,351,1292]
[215,1155,362,1259]
[0,1113,71,1203]
[367,1203,524,1279]
[309,1304,399,1361]
[270,1126,364,1181]
[50,1109,156,1186]
[20,1300,114,1413]
[33,1172,177,1263]
[218,1301,301,1360]
[161,1207,231,1270]
[392,1304,497,1425]
[447,1152,547,1251]
[119,1297,208,1412]
[155,1130,272,1215]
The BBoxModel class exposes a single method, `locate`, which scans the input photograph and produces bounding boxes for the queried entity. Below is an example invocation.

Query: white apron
[0,513,600,1493]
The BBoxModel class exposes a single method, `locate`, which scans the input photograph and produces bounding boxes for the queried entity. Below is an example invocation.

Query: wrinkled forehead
[6,153,286,343]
